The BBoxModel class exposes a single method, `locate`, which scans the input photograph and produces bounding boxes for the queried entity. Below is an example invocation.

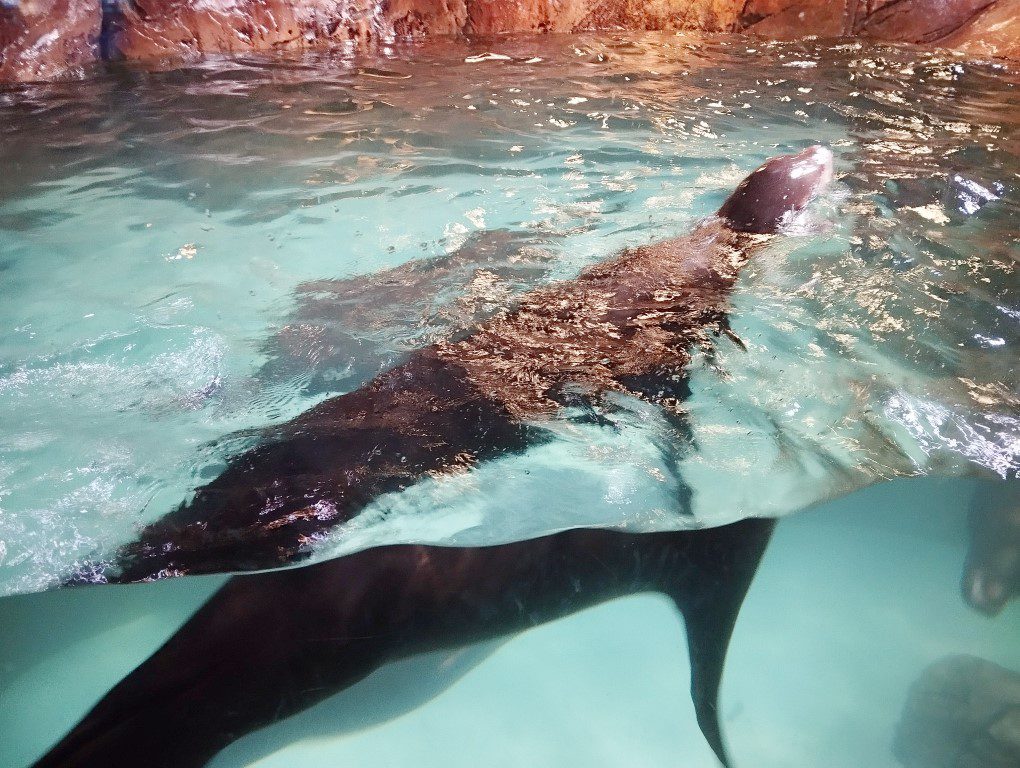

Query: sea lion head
[718,145,834,234]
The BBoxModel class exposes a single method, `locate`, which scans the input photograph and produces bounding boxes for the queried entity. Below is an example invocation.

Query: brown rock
[388,0,467,36]
[113,1,382,60]
[738,0,853,37]
[737,0,1019,58]
[939,0,1020,59]
[467,0,590,34]
[852,0,999,43]
[108,1,1018,61]
[109,0,745,60]
[2,0,1017,84]
[463,0,743,34]
[572,0,743,31]
[111,0,472,60]
[0,0,101,82]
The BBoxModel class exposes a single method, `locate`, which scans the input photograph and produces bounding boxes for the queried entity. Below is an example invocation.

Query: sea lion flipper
[667,517,776,767]
[717,319,747,352]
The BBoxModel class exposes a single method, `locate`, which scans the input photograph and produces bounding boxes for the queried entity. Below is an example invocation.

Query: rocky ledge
[0,0,101,82]
[1,0,1017,83]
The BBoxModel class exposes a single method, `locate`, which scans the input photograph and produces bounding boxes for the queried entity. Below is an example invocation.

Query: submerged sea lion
[69,145,834,584]
[963,492,1020,616]
[35,517,777,768]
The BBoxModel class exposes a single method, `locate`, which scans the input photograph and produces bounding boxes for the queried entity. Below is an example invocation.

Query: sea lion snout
[718,145,834,234]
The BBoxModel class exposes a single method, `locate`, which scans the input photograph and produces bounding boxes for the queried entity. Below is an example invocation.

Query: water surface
[0,33,1017,593]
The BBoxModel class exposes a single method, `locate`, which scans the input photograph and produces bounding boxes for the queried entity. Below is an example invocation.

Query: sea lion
[963,487,1020,616]
[894,654,1020,768]
[68,145,834,584]
[34,517,777,768]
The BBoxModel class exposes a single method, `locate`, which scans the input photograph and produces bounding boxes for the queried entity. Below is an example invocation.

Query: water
[0,31,1017,767]
[1,478,1017,767]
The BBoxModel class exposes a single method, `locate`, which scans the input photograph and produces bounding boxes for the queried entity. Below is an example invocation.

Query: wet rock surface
[740,0,1019,59]
[109,0,465,60]
[1,2,1017,88]
[105,0,743,59]
[0,0,100,82]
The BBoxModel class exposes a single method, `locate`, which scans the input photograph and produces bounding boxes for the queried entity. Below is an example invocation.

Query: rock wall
[0,0,101,82]
[109,0,749,60]
[0,0,1017,83]
[741,0,1018,58]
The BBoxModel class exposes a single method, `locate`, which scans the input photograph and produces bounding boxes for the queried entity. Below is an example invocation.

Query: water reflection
[32,518,778,768]
[257,228,559,394]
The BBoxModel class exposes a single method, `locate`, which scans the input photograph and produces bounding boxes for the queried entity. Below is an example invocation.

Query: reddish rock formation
[107,0,747,59]
[464,0,744,34]
[738,0,1018,59]
[854,0,998,43]
[938,0,1020,59]
[0,0,101,82]
[1,0,1017,84]
[104,0,1020,62]
[108,0,471,59]
[737,0,851,36]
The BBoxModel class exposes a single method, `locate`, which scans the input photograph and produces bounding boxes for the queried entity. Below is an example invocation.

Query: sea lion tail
[669,517,777,767]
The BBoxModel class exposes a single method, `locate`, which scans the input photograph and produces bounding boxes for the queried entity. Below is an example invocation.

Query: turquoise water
[2,478,1017,767]
[0,31,1018,767]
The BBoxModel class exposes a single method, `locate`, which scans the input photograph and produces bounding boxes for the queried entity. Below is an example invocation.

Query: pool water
[1,477,1017,767]
[0,30,1018,767]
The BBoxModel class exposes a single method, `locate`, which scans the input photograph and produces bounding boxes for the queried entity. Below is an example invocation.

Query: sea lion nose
[791,145,834,179]
[964,569,1006,615]
[793,146,835,190]
[805,145,832,162]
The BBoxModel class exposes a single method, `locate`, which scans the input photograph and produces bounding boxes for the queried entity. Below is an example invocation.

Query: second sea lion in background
[963,484,1020,616]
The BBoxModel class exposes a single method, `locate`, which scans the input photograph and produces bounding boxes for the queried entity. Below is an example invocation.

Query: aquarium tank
[0,2,1017,768]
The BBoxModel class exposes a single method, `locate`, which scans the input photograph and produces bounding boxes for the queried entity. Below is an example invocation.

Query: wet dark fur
[91,220,766,582]
[258,228,557,393]
[60,148,831,583]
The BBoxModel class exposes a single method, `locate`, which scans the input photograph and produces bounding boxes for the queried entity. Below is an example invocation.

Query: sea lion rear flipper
[668,517,776,767]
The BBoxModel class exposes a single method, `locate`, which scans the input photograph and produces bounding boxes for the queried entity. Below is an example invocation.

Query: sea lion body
[259,228,557,393]
[40,147,835,768]
[963,489,1020,616]
[90,146,833,583]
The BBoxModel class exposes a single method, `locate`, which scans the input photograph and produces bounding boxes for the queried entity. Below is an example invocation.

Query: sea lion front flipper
[666,517,776,767]
[714,315,747,352]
